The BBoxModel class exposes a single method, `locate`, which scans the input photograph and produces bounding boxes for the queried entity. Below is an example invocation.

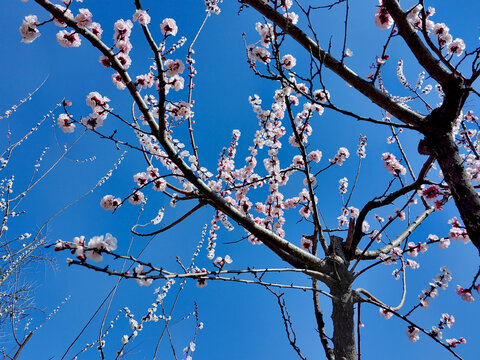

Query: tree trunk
[327,239,357,360]
[330,282,357,360]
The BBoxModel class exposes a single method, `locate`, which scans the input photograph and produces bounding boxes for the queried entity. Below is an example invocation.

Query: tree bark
[427,131,480,254]
[330,281,357,360]
[328,239,357,360]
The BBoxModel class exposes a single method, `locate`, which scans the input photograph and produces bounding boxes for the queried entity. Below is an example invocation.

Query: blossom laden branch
[239,0,424,127]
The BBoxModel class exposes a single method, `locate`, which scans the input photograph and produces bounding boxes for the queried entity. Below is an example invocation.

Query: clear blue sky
[1,0,479,359]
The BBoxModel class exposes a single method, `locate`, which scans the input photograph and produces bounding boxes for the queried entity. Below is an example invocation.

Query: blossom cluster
[430,313,455,340]
[57,113,75,133]
[19,15,40,43]
[406,326,420,343]
[213,254,233,268]
[455,285,479,303]
[374,2,466,57]
[381,152,406,177]
[246,2,299,65]
[448,217,470,244]
[133,264,153,287]
[55,233,117,262]
[329,147,350,166]
[416,266,452,309]
[205,0,223,15]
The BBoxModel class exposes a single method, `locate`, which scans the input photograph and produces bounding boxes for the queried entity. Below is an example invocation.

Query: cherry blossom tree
[10,0,480,359]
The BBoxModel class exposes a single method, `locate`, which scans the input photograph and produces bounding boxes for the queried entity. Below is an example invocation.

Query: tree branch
[240,0,424,127]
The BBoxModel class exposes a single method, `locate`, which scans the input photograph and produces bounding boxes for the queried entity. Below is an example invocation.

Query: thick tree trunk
[327,239,358,360]
[330,283,357,360]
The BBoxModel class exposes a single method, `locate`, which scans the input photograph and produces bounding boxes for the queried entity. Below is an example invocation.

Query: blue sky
[1,0,479,359]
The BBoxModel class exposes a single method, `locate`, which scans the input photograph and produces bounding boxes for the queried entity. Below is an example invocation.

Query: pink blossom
[379,308,393,319]
[330,147,350,166]
[165,59,185,76]
[99,55,111,67]
[292,155,304,167]
[81,115,103,129]
[193,267,208,288]
[357,135,367,158]
[129,191,145,205]
[308,150,322,163]
[446,338,467,348]
[433,200,444,211]
[406,326,420,343]
[433,23,449,38]
[112,73,126,90]
[464,110,478,122]
[406,259,419,269]
[280,0,292,10]
[299,206,311,219]
[56,30,81,47]
[449,226,470,244]
[19,15,41,43]
[439,237,451,249]
[281,54,296,70]
[197,279,207,288]
[442,313,455,328]
[114,19,133,41]
[337,214,348,228]
[395,208,406,221]
[136,74,155,89]
[116,39,132,53]
[348,206,359,218]
[301,237,313,251]
[374,1,394,30]
[90,22,103,38]
[166,75,184,93]
[283,12,299,25]
[134,264,153,286]
[153,178,167,192]
[447,38,465,56]
[248,46,271,64]
[57,113,75,133]
[86,91,110,112]
[133,9,151,25]
[75,8,93,28]
[430,326,442,339]
[161,18,178,36]
[86,233,118,262]
[448,217,461,228]
[205,0,223,15]
[312,89,330,104]
[338,177,348,194]
[117,52,132,69]
[72,236,86,259]
[389,247,402,260]
[362,221,370,232]
[166,101,193,120]
[147,166,160,180]
[456,285,474,302]
[51,6,73,27]
[214,255,232,267]
[407,242,418,257]
[381,152,406,176]
[255,22,274,47]
[133,172,148,186]
[100,195,121,210]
